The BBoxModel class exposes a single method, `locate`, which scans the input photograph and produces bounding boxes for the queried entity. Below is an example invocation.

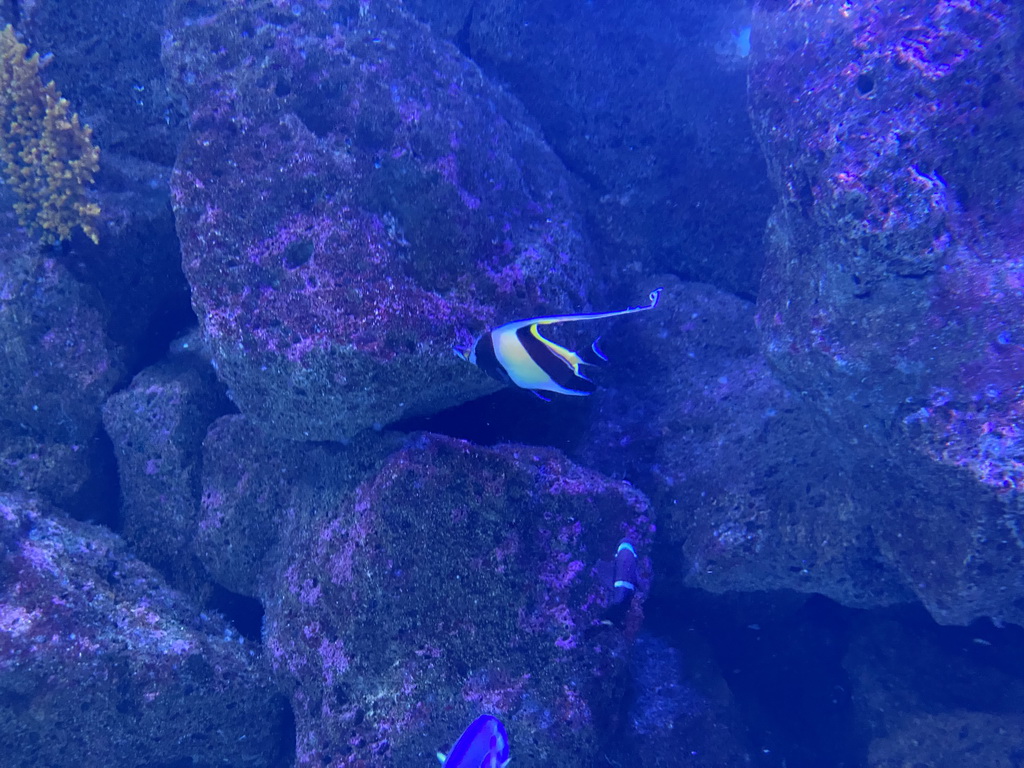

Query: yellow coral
[0,24,100,244]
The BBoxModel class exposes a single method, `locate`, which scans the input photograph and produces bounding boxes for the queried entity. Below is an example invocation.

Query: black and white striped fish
[454,288,662,398]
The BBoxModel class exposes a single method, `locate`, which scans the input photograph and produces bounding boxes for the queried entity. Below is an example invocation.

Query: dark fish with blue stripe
[454,289,662,398]
[437,714,510,768]
[606,539,638,626]
[587,539,640,636]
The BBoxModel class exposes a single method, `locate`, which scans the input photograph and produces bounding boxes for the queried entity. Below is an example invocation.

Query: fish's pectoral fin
[530,390,552,402]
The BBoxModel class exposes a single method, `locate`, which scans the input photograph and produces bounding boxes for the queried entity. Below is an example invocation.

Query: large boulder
[0,493,290,768]
[265,434,654,767]
[163,0,596,440]
[749,0,1024,624]
[102,346,228,591]
[407,0,773,297]
[199,418,654,767]
[578,278,913,609]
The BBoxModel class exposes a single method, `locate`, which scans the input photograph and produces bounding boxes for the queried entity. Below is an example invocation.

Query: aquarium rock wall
[1,1,1023,767]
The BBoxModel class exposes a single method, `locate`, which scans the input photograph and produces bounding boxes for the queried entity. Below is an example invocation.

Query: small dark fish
[604,539,638,627]
[587,539,639,637]
[437,714,510,768]
[455,289,662,398]
[612,540,638,601]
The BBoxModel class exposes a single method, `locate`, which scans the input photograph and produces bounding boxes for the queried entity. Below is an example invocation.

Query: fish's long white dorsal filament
[508,287,664,330]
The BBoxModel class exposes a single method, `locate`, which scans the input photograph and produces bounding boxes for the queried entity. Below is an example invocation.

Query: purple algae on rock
[101,352,229,593]
[197,414,403,598]
[163,0,597,440]
[749,0,1024,625]
[578,277,913,610]
[0,493,289,768]
[257,433,654,767]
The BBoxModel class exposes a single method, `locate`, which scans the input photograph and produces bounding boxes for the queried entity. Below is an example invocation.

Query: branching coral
[0,24,101,244]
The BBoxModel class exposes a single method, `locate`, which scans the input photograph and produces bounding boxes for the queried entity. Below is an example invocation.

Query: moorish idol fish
[454,288,663,398]
[437,714,510,768]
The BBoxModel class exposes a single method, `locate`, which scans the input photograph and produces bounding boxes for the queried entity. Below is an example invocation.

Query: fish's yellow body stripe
[492,326,556,391]
[492,325,589,394]
[529,324,583,375]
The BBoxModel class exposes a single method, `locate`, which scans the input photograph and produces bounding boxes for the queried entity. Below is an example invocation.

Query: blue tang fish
[437,714,510,768]
[455,288,662,398]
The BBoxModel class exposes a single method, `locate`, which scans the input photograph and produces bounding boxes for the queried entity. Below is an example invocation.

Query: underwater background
[1,0,1024,766]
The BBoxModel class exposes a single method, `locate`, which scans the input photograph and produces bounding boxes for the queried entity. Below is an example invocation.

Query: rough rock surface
[15,0,183,165]
[102,349,228,591]
[844,616,1024,768]
[200,419,658,765]
[164,0,596,440]
[579,277,913,609]
[750,0,1024,624]
[0,493,290,768]
[197,414,401,598]
[0,137,191,522]
[408,0,773,298]
[0,436,92,509]
[0,216,122,444]
[204,427,654,767]
[608,631,753,767]
[0,214,122,516]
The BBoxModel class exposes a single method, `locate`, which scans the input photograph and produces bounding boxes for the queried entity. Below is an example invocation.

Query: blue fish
[455,289,663,398]
[437,714,510,768]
